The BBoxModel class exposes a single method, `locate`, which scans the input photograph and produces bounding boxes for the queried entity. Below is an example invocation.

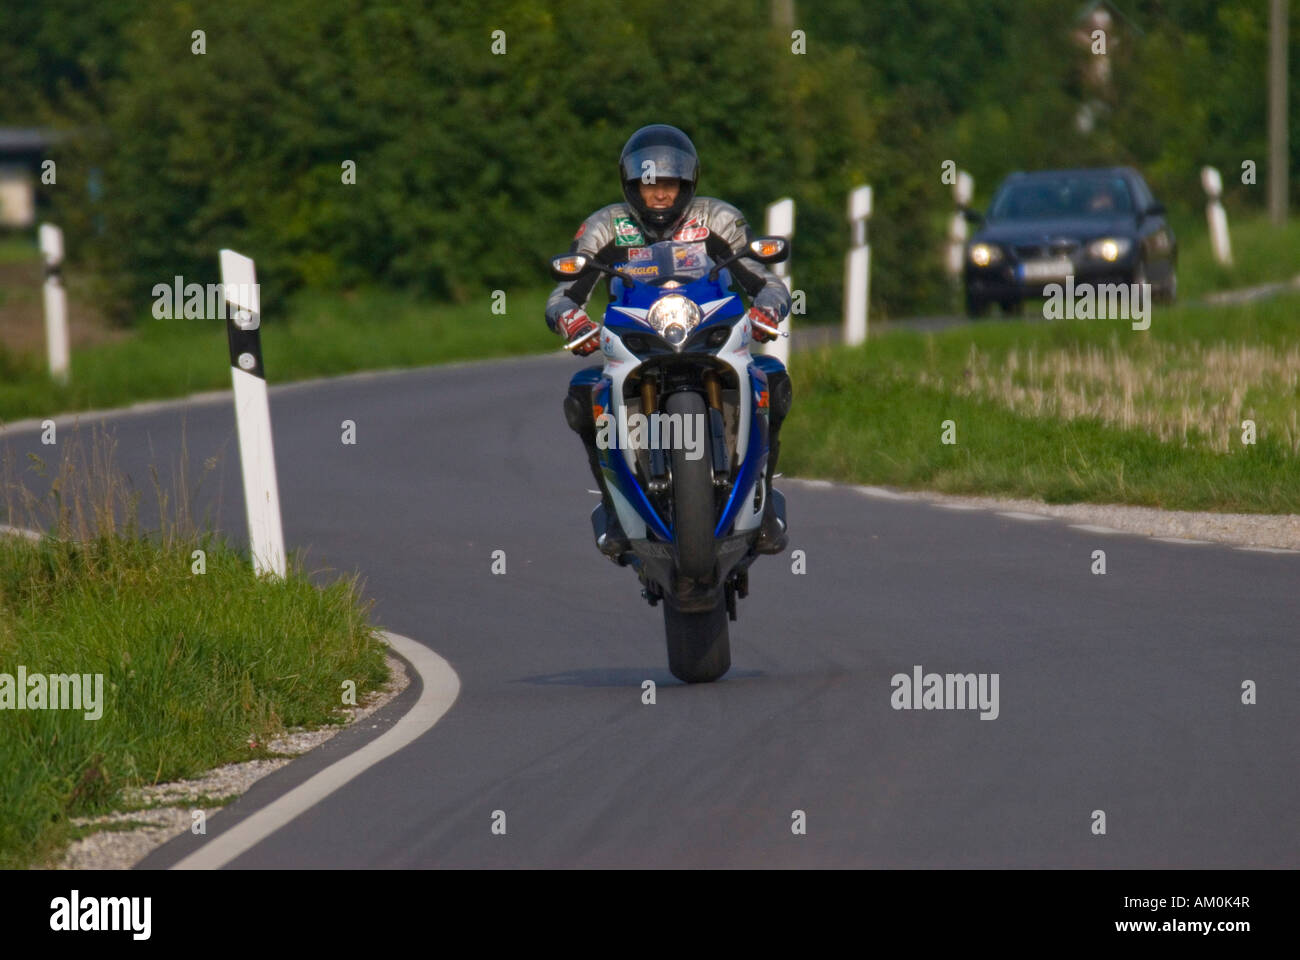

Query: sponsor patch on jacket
[613,216,645,246]
[626,246,653,261]
[673,216,710,242]
[672,242,707,271]
[573,221,587,240]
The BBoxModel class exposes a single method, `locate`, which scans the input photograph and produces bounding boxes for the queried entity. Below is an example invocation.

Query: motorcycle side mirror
[747,236,789,264]
[708,235,790,281]
[551,254,592,281]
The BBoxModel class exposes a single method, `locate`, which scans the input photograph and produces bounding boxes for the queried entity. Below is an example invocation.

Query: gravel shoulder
[791,478,1300,550]
[51,651,411,870]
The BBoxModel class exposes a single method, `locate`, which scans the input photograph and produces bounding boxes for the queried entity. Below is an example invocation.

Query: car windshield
[989,176,1134,220]
[614,240,715,284]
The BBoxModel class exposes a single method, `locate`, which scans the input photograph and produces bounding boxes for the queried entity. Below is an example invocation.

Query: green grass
[0,531,386,868]
[1169,210,1300,300]
[0,235,39,265]
[783,294,1300,513]
[0,286,566,423]
[0,431,388,868]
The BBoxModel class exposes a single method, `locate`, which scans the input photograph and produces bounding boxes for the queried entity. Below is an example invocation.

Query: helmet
[619,124,699,231]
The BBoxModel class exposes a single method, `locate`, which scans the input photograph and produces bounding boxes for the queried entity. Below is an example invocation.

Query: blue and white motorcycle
[551,237,790,683]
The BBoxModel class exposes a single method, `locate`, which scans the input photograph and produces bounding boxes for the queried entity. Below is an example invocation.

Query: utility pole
[1269,0,1288,225]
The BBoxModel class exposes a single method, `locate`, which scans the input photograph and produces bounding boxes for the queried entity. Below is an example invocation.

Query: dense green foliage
[3,0,1297,322]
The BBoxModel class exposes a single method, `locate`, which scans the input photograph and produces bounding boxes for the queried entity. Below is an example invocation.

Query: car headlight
[968,243,1002,267]
[646,294,702,348]
[1087,237,1132,262]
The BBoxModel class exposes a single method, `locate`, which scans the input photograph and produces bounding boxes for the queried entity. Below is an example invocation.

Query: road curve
[5,353,1296,868]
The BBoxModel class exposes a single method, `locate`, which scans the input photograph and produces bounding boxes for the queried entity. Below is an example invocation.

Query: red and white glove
[747,306,782,343]
[557,308,600,356]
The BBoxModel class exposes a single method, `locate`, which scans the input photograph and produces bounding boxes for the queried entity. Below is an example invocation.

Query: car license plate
[1019,258,1072,281]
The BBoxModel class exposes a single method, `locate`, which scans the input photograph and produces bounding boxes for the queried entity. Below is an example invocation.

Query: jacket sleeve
[545,207,618,333]
[704,200,791,322]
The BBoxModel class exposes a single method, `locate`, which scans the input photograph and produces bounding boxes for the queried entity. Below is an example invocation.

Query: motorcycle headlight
[968,243,1002,267]
[646,294,702,348]
[1087,237,1132,262]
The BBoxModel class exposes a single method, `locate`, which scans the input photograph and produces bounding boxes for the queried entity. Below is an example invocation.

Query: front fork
[702,370,731,482]
[639,369,729,493]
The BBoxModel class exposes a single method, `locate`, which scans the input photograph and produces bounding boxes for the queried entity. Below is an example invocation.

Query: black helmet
[619,124,699,231]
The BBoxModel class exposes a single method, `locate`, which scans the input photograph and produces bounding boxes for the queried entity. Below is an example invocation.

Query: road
[6,354,1297,867]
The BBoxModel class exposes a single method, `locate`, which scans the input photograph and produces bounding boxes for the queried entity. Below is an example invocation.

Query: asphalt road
[7,354,1297,868]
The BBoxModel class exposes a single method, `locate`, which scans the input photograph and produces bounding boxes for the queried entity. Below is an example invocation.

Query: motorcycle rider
[547,124,792,560]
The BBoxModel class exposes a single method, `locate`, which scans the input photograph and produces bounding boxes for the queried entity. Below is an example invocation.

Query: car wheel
[1161,269,1177,305]
[965,293,990,319]
[1134,259,1150,293]
[999,299,1023,316]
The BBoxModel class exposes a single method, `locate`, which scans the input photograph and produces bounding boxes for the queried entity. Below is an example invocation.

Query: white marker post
[1201,166,1233,266]
[946,171,974,277]
[38,223,69,385]
[843,185,872,346]
[763,196,794,367]
[220,249,286,578]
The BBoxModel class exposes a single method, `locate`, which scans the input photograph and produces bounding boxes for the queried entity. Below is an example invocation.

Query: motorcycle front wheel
[663,390,729,682]
[667,390,714,581]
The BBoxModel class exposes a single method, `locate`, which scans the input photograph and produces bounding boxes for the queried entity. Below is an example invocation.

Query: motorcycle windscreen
[611,240,713,286]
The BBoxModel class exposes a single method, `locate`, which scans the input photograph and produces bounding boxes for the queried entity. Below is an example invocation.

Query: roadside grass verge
[0,285,564,424]
[0,430,387,868]
[1170,210,1300,300]
[782,294,1300,513]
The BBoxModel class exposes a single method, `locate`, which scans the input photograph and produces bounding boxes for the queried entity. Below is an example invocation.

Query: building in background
[0,128,53,229]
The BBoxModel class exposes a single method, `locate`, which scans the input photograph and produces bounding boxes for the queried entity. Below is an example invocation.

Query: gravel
[53,651,410,870]
[791,479,1300,550]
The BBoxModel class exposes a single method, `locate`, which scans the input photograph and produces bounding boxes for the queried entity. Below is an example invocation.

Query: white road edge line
[855,485,912,500]
[1236,546,1300,555]
[1068,524,1124,534]
[997,511,1050,522]
[0,524,42,542]
[1151,536,1214,545]
[171,630,460,870]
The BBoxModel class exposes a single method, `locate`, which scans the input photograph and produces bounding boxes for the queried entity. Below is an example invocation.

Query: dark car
[962,167,1177,317]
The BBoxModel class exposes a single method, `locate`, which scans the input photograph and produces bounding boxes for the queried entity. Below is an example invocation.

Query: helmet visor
[620,145,698,185]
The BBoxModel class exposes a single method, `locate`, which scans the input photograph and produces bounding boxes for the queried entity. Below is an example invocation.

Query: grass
[0,235,39,265]
[0,284,566,424]
[0,428,388,868]
[782,293,1300,513]
[1169,209,1300,300]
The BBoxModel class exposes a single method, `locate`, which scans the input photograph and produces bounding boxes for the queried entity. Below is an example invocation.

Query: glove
[747,306,782,343]
[557,308,600,356]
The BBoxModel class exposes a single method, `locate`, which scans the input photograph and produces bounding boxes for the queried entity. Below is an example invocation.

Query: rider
[547,124,792,559]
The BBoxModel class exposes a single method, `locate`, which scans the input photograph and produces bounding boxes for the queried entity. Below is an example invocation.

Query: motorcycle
[551,236,790,683]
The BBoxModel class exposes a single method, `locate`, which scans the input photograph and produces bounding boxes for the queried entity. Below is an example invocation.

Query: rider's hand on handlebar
[558,308,601,356]
[747,306,781,343]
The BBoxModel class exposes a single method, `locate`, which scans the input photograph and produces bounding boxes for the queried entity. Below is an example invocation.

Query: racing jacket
[545,197,792,334]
